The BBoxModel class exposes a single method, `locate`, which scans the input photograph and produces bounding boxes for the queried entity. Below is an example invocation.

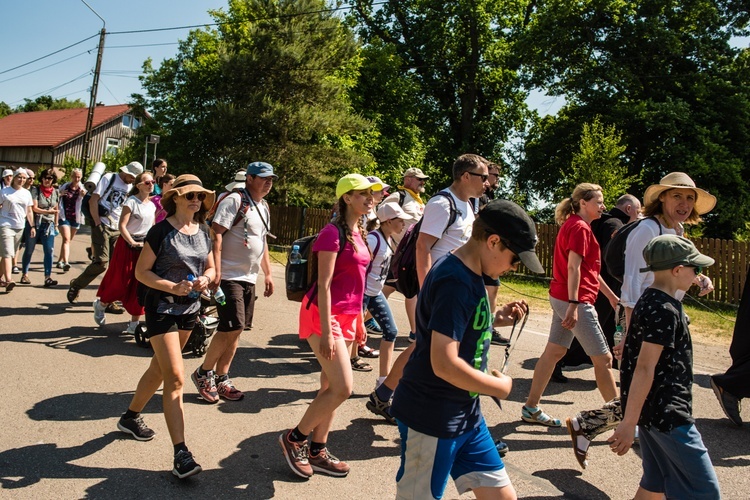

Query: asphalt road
[1,233,748,499]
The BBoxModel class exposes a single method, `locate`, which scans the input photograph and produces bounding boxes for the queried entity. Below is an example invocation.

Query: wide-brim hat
[336,173,384,198]
[643,172,716,215]
[225,170,247,191]
[161,174,216,211]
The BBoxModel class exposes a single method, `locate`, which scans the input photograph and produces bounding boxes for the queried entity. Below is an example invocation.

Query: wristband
[568,300,580,304]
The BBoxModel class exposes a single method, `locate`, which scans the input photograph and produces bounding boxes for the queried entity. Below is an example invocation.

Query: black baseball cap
[478,200,544,274]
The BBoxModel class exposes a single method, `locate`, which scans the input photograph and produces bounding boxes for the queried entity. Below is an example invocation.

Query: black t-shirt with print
[620,287,694,431]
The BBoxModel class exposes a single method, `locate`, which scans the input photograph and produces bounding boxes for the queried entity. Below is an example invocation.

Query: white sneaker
[126,321,138,335]
[93,299,106,326]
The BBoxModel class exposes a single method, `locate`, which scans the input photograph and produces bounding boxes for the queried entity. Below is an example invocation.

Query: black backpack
[390,191,459,298]
[603,216,662,282]
[286,224,346,305]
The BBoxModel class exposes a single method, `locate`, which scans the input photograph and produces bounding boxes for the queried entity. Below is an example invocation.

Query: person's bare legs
[591,352,618,402]
[58,225,77,265]
[634,487,665,500]
[525,342,567,408]
[381,342,415,391]
[379,339,395,378]
[475,485,517,500]
[201,328,242,375]
[297,336,353,443]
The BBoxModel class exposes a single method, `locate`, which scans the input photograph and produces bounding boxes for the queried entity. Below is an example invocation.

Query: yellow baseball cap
[336,173,384,198]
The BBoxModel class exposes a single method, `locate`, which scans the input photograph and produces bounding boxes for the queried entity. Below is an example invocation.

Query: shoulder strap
[100,173,115,200]
[435,190,458,234]
[365,230,383,276]
[648,215,663,236]
[398,190,406,207]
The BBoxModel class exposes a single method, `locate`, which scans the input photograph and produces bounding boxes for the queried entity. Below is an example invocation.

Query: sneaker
[56,261,64,269]
[44,277,58,288]
[105,302,125,314]
[216,378,244,401]
[173,449,202,479]
[309,447,350,477]
[366,391,396,425]
[491,329,511,346]
[12,266,19,274]
[408,331,416,343]
[125,322,139,335]
[62,262,71,272]
[93,299,106,326]
[67,284,80,304]
[278,431,313,478]
[495,440,509,457]
[117,413,155,441]
[364,318,383,335]
[551,362,569,383]
[86,247,93,261]
[710,376,743,426]
[191,368,219,403]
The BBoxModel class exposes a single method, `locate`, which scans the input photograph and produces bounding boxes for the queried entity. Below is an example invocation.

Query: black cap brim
[518,249,545,274]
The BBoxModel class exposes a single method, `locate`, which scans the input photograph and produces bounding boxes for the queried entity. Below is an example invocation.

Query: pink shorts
[299,301,363,342]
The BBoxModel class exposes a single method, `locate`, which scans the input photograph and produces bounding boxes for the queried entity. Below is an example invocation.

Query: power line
[10,72,91,104]
[0,48,96,85]
[0,33,99,75]
[107,42,179,49]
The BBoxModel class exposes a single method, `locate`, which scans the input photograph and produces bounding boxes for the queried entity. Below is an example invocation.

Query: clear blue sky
[0,0,226,107]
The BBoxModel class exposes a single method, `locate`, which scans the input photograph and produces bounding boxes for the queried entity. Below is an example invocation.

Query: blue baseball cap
[246,161,278,180]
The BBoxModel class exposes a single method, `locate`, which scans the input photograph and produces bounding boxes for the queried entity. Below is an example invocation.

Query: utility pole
[80,27,106,178]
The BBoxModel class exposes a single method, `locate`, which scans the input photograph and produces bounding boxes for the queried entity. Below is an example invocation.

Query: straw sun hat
[643,172,716,215]
[161,174,216,210]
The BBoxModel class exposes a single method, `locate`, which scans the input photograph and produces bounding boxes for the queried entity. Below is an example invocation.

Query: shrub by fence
[268,205,748,305]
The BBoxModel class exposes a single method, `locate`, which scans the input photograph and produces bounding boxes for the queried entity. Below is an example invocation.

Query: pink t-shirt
[304,223,370,315]
[549,214,601,304]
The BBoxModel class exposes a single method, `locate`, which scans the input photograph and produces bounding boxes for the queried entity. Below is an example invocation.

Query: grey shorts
[0,226,23,258]
[548,296,609,357]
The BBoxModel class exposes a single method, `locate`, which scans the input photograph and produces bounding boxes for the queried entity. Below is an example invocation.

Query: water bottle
[614,303,626,345]
[213,286,226,306]
[613,324,624,346]
[289,244,302,264]
[186,274,200,299]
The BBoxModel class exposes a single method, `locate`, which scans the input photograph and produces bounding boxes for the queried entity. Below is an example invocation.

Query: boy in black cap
[391,200,543,499]
[608,235,720,499]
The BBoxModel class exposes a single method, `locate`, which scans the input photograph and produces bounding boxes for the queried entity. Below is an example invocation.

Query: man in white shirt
[191,161,276,404]
[67,161,142,306]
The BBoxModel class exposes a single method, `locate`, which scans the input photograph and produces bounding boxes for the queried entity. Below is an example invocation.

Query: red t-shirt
[304,223,370,315]
[549,214,601,304]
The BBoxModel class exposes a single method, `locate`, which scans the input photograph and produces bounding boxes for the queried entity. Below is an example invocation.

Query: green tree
[15,95,86,112]
[350,0,530,184]
[0,101,11,118]
[567,117,638,208]
[133,0,370,207]
[516,0,750,238]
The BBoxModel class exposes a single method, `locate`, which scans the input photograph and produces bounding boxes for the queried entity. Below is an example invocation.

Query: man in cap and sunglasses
[190,161,277,404]
[67,161,143,308]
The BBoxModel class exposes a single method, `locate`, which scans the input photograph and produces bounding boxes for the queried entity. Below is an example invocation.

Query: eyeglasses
[142,180,155,186]
[467,172,489,182]
[185,192,207,201]
[43,176,55,180]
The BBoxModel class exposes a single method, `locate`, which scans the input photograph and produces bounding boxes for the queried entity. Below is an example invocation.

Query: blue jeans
[22,222,56,276]
[363,292,398,341]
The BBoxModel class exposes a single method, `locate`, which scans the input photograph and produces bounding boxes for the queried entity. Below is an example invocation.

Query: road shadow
[531,469,609,500]
[26,391,160,422]
[694,416,750,468]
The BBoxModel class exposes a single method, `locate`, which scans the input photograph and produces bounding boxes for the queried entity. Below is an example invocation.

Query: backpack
[207,188,256,228]
[389,191,458,298]
[603,216,662,282]
[81,173,115,223]
[286,224,346,304]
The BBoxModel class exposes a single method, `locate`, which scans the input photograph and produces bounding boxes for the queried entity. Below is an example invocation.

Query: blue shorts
[59,219,81,230]
[396,419,510,499]
[639,424,721,499]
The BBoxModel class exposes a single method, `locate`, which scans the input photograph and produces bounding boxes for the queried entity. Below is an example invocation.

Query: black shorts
[216,280,256,332]
[144,310,199,338]
[384,267,397,287]
[482,273,501,286]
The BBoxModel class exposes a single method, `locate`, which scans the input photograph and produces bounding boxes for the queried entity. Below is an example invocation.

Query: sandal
[565,417,589,469]
[350,356,373,372]
[5,281,15,292]
[521,405,562,427]
[358,345,380,358]
[20,275,31,285]
[44,277,58,288]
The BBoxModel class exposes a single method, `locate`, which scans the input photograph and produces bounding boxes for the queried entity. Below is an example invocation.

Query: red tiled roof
[0,104,132,148]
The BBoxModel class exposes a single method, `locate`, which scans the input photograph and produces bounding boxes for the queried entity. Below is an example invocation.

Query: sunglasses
[499,237,522,266]
[142,180,155,186]
[43,176,55,180]
[692,266,703,275]
[467,171,489,182]
[184,192,207,201]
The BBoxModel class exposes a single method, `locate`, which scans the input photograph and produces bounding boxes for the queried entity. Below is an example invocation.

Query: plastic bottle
[613,324,624,346]
[186,274,200,299]
[213,286,227,306]
[289,244,302,264]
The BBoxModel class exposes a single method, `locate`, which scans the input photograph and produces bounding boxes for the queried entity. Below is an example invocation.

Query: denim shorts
[363,292,398,342]
[548,296,609,357]
[59,219,81,230]
[639,424,721,499]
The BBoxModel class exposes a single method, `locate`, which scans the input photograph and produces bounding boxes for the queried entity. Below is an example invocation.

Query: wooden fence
[268,205,749,305]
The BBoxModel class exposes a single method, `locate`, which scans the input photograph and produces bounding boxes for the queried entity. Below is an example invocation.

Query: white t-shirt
[213,191,269,284]
[0,186,33,229]
[620,218,683,307]
[383,189,424,245]
[122,196,156,239]
[365,230,394,296]
[419,188,474,263]
[95,173,131,228]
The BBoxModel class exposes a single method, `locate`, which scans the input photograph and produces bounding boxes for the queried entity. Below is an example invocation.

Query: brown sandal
[566,417,589,469]
[350,356,373,372]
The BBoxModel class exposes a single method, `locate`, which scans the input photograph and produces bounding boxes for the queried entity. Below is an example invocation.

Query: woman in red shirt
[521,183,619,427]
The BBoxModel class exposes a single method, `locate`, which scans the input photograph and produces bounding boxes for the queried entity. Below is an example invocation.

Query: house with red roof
[0,104,143,171]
